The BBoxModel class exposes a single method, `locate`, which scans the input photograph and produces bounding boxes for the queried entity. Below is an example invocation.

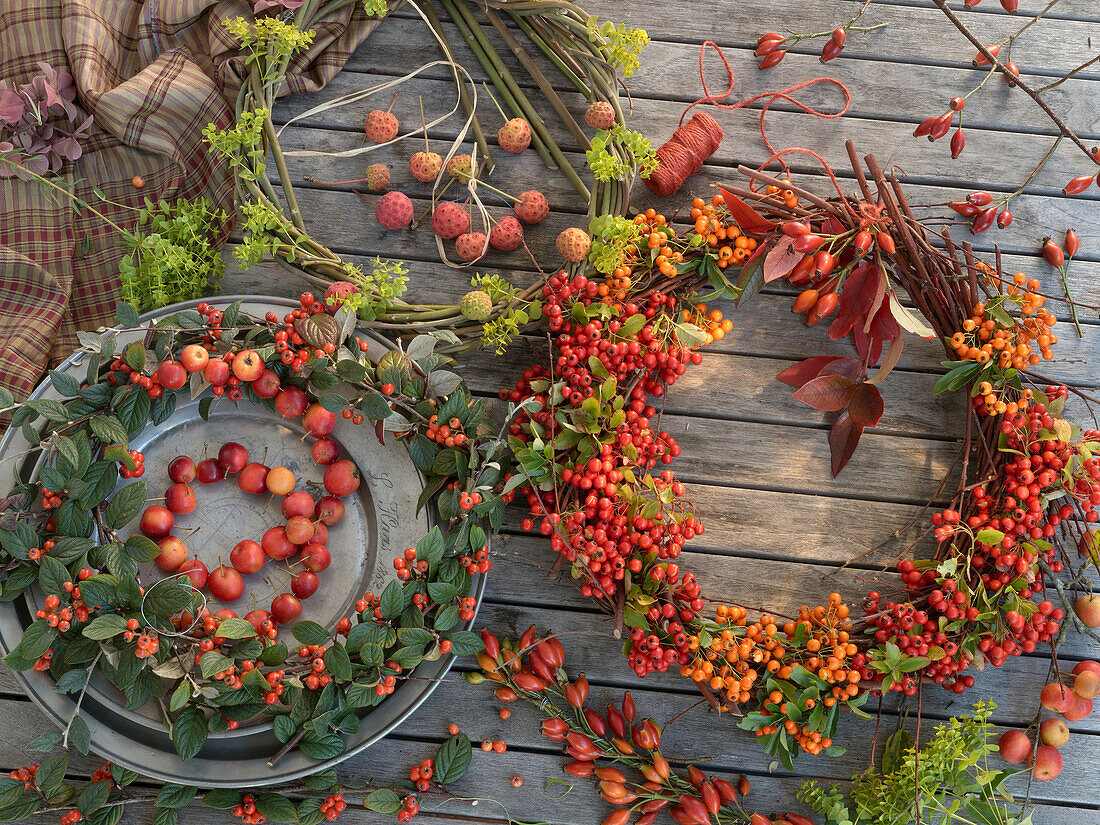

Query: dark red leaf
[719,188,775,233]
[776,356,844,388]
[869,299,901,341]
[848,382,885,426]
[374,419,386,446]
[851,323,883,365]
[829,263,883,340]
[792,374,856,412]
[763,236,800,283]
[828,411,865,477]
[821,215,845,235]
[818,357,863,381]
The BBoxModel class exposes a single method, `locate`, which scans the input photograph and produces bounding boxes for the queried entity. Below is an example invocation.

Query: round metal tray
[0,297,483,786]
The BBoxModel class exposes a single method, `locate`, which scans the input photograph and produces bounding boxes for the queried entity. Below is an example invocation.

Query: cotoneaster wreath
[0,294,510,765]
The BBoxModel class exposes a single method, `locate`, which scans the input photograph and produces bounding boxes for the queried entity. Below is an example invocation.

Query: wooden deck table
[6,1,1100,822]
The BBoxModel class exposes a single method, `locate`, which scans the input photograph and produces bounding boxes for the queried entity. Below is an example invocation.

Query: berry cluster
[689,195,763,268]
[118,449,146,479]
[408,757,434,791]
[8,765,37,790]
[232,793,265,824]
[858,389,1097,695]
[319,793,346,821]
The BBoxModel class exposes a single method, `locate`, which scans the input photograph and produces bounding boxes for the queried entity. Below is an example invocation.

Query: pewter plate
[0,297,484,787]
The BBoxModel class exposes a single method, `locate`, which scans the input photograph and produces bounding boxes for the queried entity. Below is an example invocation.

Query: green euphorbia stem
[421,0,495,171]
[482,6,590,147]
[438,0,555,168]
[509,12,590,97]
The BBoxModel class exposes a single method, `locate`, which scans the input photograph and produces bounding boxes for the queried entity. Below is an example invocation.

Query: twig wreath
[0,0,1098,823]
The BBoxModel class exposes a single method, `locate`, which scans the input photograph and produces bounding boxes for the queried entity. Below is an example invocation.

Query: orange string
[676,41,855,204]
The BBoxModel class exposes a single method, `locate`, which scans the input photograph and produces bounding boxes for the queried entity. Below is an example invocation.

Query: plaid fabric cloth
[0,0,392,399]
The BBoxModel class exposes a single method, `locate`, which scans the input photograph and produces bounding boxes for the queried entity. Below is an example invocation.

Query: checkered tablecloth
[0,0,390,399]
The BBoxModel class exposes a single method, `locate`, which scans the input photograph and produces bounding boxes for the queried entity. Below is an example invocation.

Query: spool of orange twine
[642,41,852,198]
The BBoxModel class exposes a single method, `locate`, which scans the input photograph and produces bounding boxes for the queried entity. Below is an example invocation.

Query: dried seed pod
[821,39,843,62]
[760,50,786,69]
[913,116,937,138]
[973,44,1001,67]
[928,112,953,141]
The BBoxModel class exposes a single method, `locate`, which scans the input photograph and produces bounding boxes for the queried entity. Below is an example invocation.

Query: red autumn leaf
[829,263,883,340]
[828,411,865,477]
[818,357,863,381]
[792,374,856,412]
[776,356,844,388]
[851,322,883,365]
[870,299,901,341]
[719,188,775,233]
[763,236,800,283]
[821,215,845,235]
[848,381,885,426]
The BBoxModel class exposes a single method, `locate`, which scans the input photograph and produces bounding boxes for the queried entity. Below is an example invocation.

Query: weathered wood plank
[347,14,1100,141]
[272,70,1100,218]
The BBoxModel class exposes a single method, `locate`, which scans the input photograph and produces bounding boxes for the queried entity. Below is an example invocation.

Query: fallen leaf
[889,294,936,339]
[763,236,800,283]
[776,356,845,388]
[792,374,856,412]
[718,188,775,233]
[828,411,865,477]
[848,382,885,426]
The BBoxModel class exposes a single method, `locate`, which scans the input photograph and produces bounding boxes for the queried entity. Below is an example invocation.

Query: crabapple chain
[142,437,358,626]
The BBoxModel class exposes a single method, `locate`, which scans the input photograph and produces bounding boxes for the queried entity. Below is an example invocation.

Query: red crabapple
[270,593,303,624]
[196,458,226,484]
[323,460,361,497]
[155,536,188,571]
[300,543,331,573]
[252,369,281,399]
[291,570,320,599]
[302,403,337,438]
[311,438,339,465]
[237,462,269,495]
[208,566,245,602]
[178,559,209,590]
[284,516,315,545]
[168,456,196,484]
[275,386,308,418]
[315,496,345,525]
[261,527,298,561]
[218,442,249,474]
[165,483,196,515]
[230,540,266,575]
[140,506,174,539]
[281,491,315,519]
